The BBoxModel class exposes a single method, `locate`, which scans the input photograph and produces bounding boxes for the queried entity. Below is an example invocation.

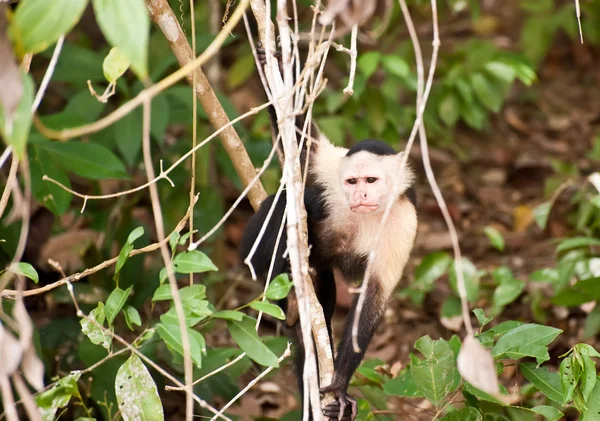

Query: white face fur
[339,151,408,214]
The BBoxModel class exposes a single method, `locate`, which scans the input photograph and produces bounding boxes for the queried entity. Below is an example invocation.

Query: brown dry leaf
[440,315,463,332]
[13,300,44,390]
[0,324,22,377]
[38,229,100,272]
[513,205,534,233]
[21,347,45,390]
[0,4,23,122]
[457,335,506,400]
[504,108,530,134]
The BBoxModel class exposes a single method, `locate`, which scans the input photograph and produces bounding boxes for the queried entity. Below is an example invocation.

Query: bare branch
[146,0,266,210]
[1,199,195,299]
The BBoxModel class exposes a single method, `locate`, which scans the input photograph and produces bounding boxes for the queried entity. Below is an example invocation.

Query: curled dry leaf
[38,229,100,272]
[457,335,507,401]
[0,324,23,378]
[0,4,24,123]
[13,300,45,390]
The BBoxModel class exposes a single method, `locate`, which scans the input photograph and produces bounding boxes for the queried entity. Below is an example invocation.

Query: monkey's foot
[322,393,357,421]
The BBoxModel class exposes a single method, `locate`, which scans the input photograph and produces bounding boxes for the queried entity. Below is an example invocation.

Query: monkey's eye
[346,178,357,185]
[366,177,378,183]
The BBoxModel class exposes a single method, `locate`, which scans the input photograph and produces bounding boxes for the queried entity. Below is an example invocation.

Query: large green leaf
[492,324,562,364]
[92,0,149,79]
[35,373,81,421]
[30,145,72,215]
[383,369,423,397]
[80,303,112,351]
[410,336,460,407]
[440,407,482,421]
[172,251,218,274]
[36,141,128,180]
[105,287,132,325]
[227,316,279,367]
[581,377,600,420]
[156,322,204,368]
[531,406,563,421]
[520,362,563,404]
[250,302,285,320]
[115,354,164,421]
[10,0,88,55]
[265,274,293,300]
[8,262,39,283]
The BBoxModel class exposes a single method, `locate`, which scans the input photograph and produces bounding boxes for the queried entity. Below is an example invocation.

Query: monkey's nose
[362,192,368,199]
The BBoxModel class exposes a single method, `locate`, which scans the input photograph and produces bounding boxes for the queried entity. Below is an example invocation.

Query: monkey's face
[340,153,388,214]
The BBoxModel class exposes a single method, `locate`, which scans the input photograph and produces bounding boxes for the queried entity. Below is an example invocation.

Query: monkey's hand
[256,41,282,67]
[320,383,357,421]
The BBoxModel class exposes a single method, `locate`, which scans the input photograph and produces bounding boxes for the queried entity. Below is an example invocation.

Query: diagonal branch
[146,0,266,211]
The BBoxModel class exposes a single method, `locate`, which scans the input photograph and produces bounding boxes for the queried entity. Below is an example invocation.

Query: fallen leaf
[38,229,100,272]
[513,205,534,233]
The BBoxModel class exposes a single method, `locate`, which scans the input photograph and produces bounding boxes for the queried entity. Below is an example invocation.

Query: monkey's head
[340,140,414,215]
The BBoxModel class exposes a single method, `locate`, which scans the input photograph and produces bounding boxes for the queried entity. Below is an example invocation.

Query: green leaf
[530,406,563,421]
[0,72,34,158]
[470,73,504,112]
[560,354,580,404]
[448,258,483,303]
[491,267,525,309]
[124,306,141,330]
[381,55,410,79]
[484,61,516,84]
[115,354,164,421]
[358,51,381,79]
[227,316,279,367]
[410,336,460,407]
[265,274,294,300]
[152,285,173,301]
[383,369,423,397]
[112,107,143,166]
[80,302,112,350]
[581,377,600,420]
[212,310,244,321]
[103,47,130,83]
[473,308,493,330]
[92,0,149,79]
[8,262,39,283]
[520,362,563,404]
[533,202,552,229]
[406,252,451,305]
[556,237,600,253]
[105,286,132,325]
[438,92,461,127]
[156,322,204,368]
[30,145,72,215]
[581,354,597,402]
[9,0,88,55]
[250,302,286,320]
[440,407,482,421]
[126,226,144,244]
[492,324,562,364]
[483,226,505,251]
[36,141,128,180]
[172,251,218,274]
[36,372,81,421]
[228,53,256,88]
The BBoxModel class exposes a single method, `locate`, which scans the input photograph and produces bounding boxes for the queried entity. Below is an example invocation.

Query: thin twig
[189,0,198,286]
[31,35,64,113]
[141,98,194,421]
[43,102,271,207]
[575,0,583,44]
[0,153,18,219]
[209,343,292,421]
[351,0,442,351]
[1,199,195,299]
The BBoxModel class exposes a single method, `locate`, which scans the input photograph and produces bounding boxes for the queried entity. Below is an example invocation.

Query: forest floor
[213,30,600,421]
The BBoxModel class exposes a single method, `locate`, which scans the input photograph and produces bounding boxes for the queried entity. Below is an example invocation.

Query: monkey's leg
[321,279,386,421]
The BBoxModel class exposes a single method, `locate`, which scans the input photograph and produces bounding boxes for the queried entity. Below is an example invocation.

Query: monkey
[239,46,418,421]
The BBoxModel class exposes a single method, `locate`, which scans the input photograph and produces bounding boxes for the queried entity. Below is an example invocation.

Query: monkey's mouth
[351,204,379,214]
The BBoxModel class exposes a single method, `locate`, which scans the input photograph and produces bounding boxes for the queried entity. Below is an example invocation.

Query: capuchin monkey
[240,46,418,421]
